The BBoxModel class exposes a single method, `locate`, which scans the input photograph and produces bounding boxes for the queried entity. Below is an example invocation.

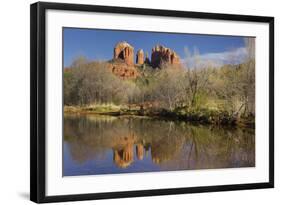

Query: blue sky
[63,28,250,67]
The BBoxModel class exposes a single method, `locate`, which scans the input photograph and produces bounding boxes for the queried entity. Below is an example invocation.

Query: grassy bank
[64,104,254,128]
[64,103,122,115]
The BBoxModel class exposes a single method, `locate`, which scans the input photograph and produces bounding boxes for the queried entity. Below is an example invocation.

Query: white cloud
[181,47,247,68]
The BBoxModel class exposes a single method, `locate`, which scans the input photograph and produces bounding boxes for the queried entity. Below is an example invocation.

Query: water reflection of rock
[113,145,134,168]
[64,115,255,173]
[112,134,136,168]
[111,136,145,167]
[136,144,144,160]
[113,143,145,168]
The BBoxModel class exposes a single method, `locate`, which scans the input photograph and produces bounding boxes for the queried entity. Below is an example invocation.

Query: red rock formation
[109,41,139,79]
[151,45,180,68]
[114,41,134,66]
[109,42,181,79]
[144,52,150,64]
[136,49,144,65]
[107,62,139,79]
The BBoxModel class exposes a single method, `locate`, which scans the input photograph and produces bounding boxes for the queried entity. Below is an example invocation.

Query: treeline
[64,39,255,122]
[64,60,137,105]
[64,60,255,118]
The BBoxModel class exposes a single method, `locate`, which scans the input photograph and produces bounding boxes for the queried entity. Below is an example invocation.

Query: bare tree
[151,66,186,111]
[183,47,213,108]
[210,38,255,118]
[64,59,134,105]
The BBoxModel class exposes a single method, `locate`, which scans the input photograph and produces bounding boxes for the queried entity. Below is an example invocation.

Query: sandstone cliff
[136,49,144,65]
[151,45,180,68]
[110,41,139,79]
[106,61,139,79]
[114,41,134,66]
[108,42,181,79]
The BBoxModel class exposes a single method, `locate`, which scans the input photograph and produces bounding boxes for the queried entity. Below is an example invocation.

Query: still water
[63,114,255,176]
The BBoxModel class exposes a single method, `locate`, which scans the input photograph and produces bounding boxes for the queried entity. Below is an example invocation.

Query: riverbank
[64,104,255,128]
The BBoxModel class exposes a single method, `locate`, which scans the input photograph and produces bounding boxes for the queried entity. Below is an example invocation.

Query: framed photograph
[30,2,274,203]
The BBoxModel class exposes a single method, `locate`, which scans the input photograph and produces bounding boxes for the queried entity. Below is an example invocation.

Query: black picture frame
[30,1,274,203]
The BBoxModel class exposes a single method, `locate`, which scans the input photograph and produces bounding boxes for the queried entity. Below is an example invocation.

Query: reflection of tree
[162,126,255,170]
[64,115,255,171]
[151,122,185,164]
